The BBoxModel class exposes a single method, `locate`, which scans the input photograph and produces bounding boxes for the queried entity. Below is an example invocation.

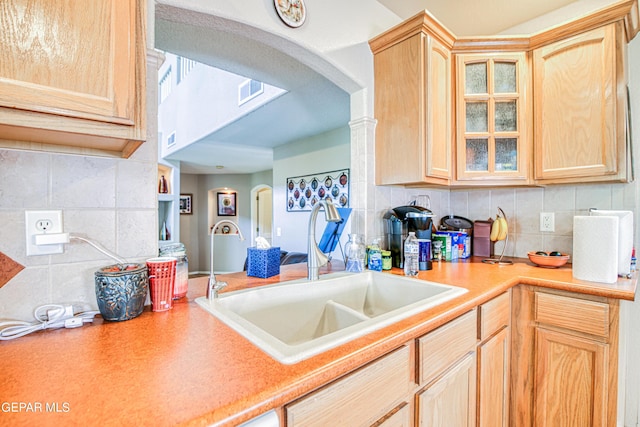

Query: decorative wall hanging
[274,0,306,28]
[179,194,192,215]
[217,192,237,216]
[286,169,349,212]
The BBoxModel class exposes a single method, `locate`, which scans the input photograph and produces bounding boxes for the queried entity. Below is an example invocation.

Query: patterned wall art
[286,169,349,212]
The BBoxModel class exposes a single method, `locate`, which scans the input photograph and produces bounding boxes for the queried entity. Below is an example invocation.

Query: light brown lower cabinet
[415,309,478,426]
[284,296,515,427]
[416,352,477,427]
[372,403,412,427]
[283,287,621,427]
[285,345,411,427]
[511,286,620,427]
[477,291,511,427]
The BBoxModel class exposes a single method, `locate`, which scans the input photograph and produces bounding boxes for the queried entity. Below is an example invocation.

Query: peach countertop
[0,258,636,426]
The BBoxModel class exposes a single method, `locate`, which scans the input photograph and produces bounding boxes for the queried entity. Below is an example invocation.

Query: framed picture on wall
[286,169,349,212]
[217,192,237,216]
[179,194,192,214]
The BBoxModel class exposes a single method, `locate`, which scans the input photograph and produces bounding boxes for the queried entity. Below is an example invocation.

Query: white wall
[272,126,351,254]
[158,53,286,155]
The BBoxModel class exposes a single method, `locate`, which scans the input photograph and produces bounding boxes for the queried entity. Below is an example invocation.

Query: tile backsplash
[0,147,158,321]
[372,182,637,260]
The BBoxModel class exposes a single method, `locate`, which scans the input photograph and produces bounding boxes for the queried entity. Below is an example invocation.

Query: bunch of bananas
[490,214,508,242]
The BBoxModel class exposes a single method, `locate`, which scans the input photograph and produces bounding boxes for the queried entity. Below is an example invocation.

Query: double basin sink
[196,271,467,364]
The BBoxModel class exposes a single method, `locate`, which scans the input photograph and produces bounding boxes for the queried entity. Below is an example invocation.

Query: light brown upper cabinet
[370,2,639,188]
[369,13,454,186]
[533,23,627,184]
[455,53,531,185]
[0,0,146,158]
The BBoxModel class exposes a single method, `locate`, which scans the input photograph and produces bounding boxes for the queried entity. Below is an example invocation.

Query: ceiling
[155,0,582,175]
[378,0,578,36]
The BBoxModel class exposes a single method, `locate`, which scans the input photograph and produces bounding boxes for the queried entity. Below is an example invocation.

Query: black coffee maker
[383,205,434,268]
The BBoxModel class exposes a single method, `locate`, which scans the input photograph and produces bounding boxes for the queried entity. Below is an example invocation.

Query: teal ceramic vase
[95,263,148,321]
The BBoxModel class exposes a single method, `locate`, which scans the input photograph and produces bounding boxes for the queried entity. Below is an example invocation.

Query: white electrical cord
[0,304,100,340]
[69,234,128,265]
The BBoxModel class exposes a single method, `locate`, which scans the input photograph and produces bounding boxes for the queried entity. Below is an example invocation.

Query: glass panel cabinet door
[494,62,517,93]
[495,101,517,132]
[456,53,529,183]
[465,62,488,94]
[466,138,489,171]
[466,102,488,133]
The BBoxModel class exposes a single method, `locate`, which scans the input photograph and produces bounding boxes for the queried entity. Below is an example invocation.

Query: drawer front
[372,403,411,427]
[535,292,609,338]
[479,291,511,341]
[418,309,477,385]
[286,345,411,427]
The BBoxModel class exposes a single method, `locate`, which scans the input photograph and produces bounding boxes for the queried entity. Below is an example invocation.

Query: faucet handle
[208,280,228,301]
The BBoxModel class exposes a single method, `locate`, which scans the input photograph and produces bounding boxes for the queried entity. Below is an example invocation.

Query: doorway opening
[251,185,273,246]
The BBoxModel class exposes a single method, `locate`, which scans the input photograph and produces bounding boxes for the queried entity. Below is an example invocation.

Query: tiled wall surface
[0,52,160,322]
[369,182,637,260]
[0,146,158,321]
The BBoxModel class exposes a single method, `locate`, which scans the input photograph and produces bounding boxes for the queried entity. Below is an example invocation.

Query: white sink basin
[196,271,467,364]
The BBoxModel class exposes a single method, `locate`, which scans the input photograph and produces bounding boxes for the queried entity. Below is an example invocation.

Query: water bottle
[404,232,419,276]
[345,234,365,272]
[368,239,383,272]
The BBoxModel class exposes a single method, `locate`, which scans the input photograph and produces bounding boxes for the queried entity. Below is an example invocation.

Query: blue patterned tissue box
[247,247,281,278]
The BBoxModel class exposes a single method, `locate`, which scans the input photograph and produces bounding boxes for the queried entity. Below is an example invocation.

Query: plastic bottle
[345,234,365,272]
[368,239,383,272]
[404,232,419,276]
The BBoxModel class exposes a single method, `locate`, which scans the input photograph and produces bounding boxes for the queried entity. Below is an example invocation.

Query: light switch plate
[25,210,64,256]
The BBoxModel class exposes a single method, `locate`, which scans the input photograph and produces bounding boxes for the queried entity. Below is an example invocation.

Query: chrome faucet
[208,220,245,302]
[307,199,341,281]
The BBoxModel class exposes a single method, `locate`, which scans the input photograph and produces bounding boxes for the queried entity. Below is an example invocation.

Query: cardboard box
[434,231,471,260]
[247,247,281,278]
[432,233,454,261]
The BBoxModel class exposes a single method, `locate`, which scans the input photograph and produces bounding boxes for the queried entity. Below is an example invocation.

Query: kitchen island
[0,258,636,426]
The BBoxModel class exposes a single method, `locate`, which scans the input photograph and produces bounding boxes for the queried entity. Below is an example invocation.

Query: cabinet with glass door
[455,53,531,185]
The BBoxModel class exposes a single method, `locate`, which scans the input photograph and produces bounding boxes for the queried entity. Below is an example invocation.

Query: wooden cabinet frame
[370,1,638,187]
[0,0,147,158]
[511,285,620,427]
[533,23,628,184]
[455,53,531,185]
[370,13,455,186]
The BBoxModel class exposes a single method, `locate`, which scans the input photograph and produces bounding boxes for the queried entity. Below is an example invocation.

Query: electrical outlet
[540,212,555,232]
[25,210,64,256]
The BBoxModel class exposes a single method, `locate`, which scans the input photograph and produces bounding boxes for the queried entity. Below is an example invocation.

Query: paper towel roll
[573,216,619,284]
[590,209,634,276]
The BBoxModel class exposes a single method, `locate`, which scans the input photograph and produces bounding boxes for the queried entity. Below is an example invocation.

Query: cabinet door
[416,352,477,427]
[374,32,452,186]
[455,53,530,184]
[533,23,626,183]
[424,35,452,181]
[534,328,608,427]
[0,0,146,157]
[478,327,509,427]
[0,0,138,123]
